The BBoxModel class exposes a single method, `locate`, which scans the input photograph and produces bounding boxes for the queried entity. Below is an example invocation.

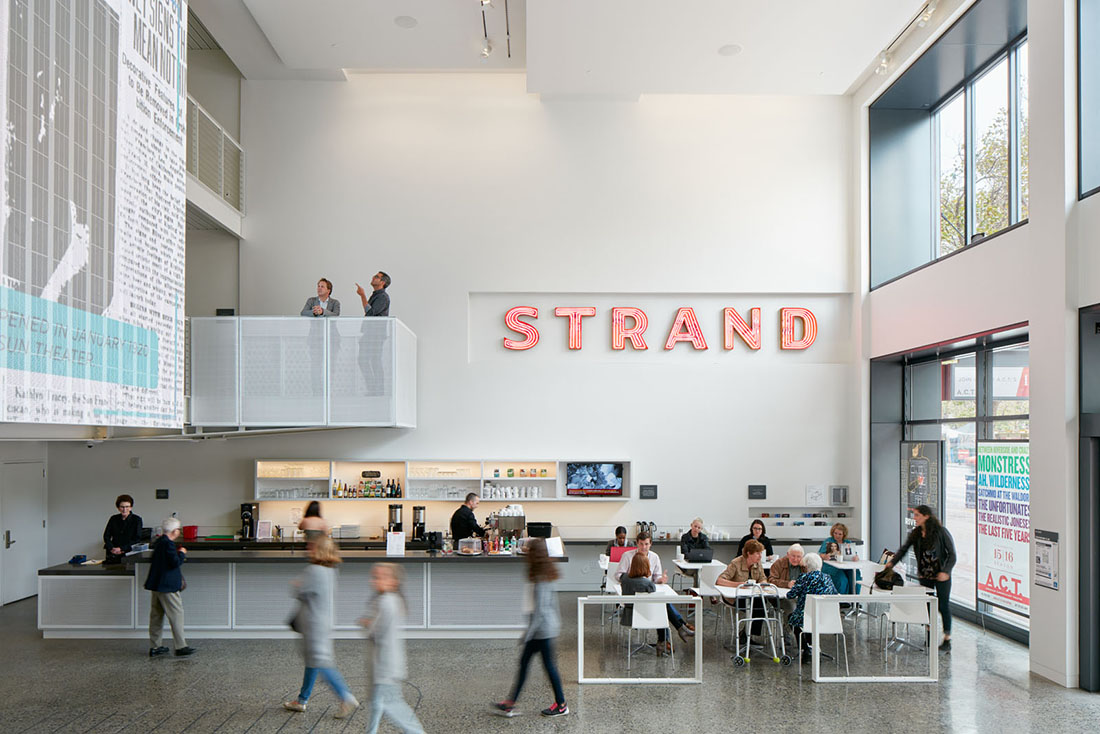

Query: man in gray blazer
[301,278,340,317]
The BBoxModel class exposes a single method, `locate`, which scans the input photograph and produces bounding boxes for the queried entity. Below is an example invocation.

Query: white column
[1026,0,1079,687]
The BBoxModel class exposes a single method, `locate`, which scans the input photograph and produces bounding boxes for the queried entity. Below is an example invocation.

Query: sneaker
[148,646,169,658]
[174,646,196,657]
[492,701,518,717]
[282,701,306,712]
[541,703,569,717]
[683,621,695,632]
[939,638,952,652]
[334,696,359,719]
[677,625,694,642]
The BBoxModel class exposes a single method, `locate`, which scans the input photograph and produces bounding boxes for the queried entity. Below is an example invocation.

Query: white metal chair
[695,564,726,637]
[798,599,849,678]
[625,592,674,668]
[880,585,931,657]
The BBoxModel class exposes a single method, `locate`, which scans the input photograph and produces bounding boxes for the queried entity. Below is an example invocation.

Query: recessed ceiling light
[717,44,743,57]
[394,16,418,29]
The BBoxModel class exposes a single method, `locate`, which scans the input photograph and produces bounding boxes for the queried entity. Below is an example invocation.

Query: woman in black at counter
[103,494,142,564]
[736,519,774,558]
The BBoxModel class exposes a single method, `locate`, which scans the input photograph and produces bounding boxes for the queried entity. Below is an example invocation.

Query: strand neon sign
[502,307,818,351]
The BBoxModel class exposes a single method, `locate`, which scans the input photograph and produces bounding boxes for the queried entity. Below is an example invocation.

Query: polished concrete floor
[2,593,1099,733]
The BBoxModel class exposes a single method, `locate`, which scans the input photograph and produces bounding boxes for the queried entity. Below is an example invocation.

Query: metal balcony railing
[186,95,244,212]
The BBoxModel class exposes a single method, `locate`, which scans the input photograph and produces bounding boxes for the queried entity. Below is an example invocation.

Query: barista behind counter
[450,493,487,542]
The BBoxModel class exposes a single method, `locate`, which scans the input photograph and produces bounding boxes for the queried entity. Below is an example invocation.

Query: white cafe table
[825,559,884,617]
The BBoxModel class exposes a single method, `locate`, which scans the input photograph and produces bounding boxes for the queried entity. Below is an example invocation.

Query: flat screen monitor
[565,462,624,497]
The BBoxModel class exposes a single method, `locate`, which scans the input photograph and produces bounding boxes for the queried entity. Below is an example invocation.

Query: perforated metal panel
[428,564,527,627]
[333,563,426,629]
[395,322,417,427]
[240,318,326,425]
[135,564,231,628]
[39,577,134,628]
[328,319,394,424]
[233,563,302,627]
[189,318,240,425]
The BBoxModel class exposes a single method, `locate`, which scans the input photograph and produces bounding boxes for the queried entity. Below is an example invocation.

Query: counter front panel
[135,563,232,629]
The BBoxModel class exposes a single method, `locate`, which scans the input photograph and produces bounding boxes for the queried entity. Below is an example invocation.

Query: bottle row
[332,478,403,499]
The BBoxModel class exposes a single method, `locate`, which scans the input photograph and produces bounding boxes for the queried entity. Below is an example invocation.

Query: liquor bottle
[332,480,338,496]
[396,479,402,498]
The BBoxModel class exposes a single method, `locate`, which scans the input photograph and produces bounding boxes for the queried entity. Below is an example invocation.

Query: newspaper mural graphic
[0,0,187,426]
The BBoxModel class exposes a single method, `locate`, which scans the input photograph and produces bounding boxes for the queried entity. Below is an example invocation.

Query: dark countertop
[39,562,138,576]
[181,538,430,551]
[41,549,566,573]
[566,537,864,545]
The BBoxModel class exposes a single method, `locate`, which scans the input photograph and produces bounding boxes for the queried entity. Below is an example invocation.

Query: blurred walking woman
[494,539,569,718]
[283,537,359,718]
[884,505,957,652]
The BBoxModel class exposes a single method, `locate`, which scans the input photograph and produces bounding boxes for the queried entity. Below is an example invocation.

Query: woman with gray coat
[283,537,359,718]
[493,539,569,718]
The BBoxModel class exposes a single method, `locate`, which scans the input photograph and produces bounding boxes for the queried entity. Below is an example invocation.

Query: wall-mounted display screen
[0,0,188,427]
[565,462,623,496]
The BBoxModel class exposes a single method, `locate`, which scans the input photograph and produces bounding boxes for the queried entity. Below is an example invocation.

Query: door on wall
[1,462,47,605]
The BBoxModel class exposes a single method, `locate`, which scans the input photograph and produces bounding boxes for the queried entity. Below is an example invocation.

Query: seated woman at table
[736,519,774,558]
[818,523,858,594]
[715,539,768,644]
[604,526,629,557]
[680,517,710,555]
[786,552,838,662]
[620,553,674,655]
[614,532,694,646]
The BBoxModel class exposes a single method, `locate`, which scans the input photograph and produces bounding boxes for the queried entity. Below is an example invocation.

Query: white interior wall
[185,230,240,316]
[46,74,860,565]
[853,0,1082,687]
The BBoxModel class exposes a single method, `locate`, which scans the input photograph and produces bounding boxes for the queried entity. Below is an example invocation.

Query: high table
[38,549,566,639]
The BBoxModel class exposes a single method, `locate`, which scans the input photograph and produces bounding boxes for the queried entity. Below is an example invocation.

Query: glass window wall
[903,341,1029,630]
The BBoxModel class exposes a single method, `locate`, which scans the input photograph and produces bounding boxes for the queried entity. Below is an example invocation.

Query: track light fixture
[481,38,493,59]
[917,0,938,28]
[874,52,890,76]
[480,0,493,7]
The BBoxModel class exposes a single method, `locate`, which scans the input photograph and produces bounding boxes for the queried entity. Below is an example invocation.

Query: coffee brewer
[388,504,403,533]
[241,503,259,540]
[411,506,426,541]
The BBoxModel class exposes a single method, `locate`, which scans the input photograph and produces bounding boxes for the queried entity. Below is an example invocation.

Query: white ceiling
[240,0,526,72]
[200,0,928,94]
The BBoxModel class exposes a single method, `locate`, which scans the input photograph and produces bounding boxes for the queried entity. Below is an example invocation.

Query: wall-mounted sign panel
[976,440,1030,616]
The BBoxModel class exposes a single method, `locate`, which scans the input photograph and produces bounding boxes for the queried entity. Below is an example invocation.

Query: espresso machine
[387,504,403,533]
[411,506,426,541]
[241,503,259,540]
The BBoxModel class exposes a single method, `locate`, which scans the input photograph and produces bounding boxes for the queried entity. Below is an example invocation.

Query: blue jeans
[297,666,353,704]
[366,683,424,734]
[509,637,565,706]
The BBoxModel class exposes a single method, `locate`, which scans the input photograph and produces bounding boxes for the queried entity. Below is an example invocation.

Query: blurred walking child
[359,563,425,734]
